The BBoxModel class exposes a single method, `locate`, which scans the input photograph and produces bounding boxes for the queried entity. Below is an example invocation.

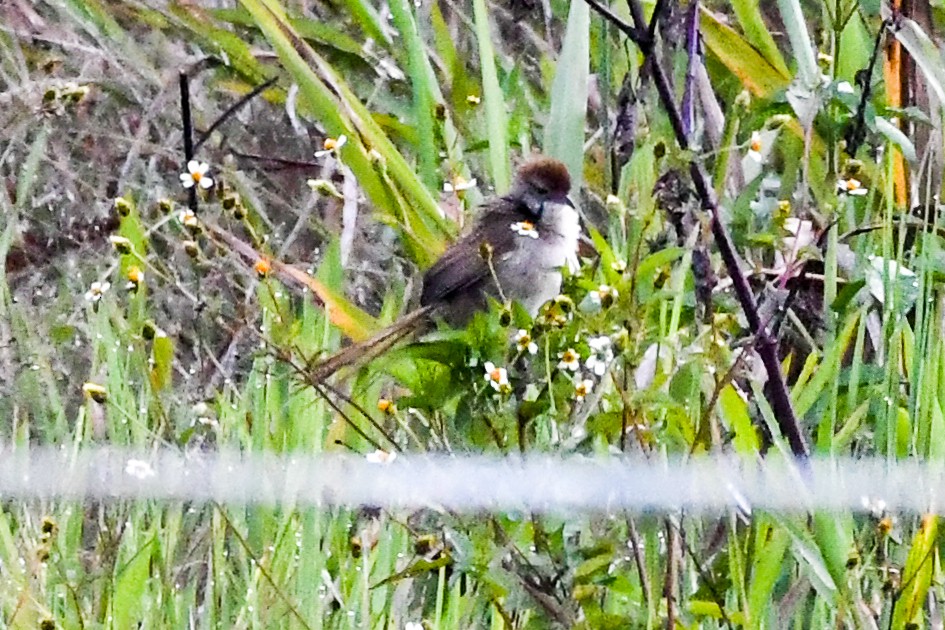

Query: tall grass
[0,0,944,627]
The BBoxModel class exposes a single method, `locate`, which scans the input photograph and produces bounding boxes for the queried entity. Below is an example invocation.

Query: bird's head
[507,157,574,221]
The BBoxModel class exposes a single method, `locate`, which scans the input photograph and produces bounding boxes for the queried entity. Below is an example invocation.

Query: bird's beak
[565,195,576,209]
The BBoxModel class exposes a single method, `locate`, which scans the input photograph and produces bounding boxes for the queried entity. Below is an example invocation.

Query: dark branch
[585,0,810,460]
[844,19,892,156]
[179,72,198,213]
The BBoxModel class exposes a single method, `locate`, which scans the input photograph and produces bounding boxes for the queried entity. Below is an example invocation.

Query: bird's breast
[497,202,581,314]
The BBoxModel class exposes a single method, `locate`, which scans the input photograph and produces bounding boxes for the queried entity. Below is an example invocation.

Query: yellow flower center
[750,138,762,152]
[127,266,143,284]
[192,171,202,182]
[324,137,338,150]
[846,179,860,191]
[489,369,502,382]
[254,259,272,276]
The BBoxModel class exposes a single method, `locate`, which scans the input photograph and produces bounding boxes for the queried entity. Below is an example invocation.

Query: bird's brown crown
[515,157,571,198]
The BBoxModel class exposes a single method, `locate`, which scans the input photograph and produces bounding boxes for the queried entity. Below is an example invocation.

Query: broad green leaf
[206,222,379,340]
[747,518,791,629]
[149,332,174,392]
[892,515,937,628]
[170,5,272,83]
[875,115,918,164]
[700,8,790,98]
[778,517,838,601]
[718,385,759,453]
[544,0,589,193]
[812,511,853,598]
[730,0,789,77]
[113,537,154,630]
[776,0,818,88]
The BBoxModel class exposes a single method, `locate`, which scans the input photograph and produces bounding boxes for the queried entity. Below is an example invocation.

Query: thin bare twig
[195,77,278,151]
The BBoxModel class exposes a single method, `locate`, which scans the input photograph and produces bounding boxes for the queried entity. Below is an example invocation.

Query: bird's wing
[419,203,519,307]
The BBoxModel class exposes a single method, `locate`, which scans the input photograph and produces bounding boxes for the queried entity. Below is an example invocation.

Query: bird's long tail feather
[202,221,433,380]
[305,305,434,382]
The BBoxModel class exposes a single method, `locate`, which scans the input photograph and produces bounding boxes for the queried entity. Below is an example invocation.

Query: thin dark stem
[195,77,278,151]
[845,19,891,156]
[179,72,198,213]
[584,0,810,459]
[230,150,321,170]
[627,516,651,605]
[663,518,677,630]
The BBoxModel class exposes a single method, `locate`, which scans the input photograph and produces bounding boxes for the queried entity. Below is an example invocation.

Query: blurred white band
[0,447,940,514]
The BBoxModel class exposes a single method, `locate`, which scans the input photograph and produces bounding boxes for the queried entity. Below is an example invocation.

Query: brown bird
[257,156,581,380]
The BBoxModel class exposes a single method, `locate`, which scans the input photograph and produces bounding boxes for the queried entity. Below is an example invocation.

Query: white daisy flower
[747,131,764,163]
[557,348,581,372]
[574,377,594,401]
[84,281,110,303]
[510,221,539,239]
[589,284,619,308]
[513,329,538,355]
[314,134,347,158]
[179,160,214,189]
[179,210,198,228]
[483,361,510,393]
[837,178,867,196]
[585,336,614,376]
[443,175,477,193]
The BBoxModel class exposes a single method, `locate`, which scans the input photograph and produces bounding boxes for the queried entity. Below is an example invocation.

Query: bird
[419,156,580,325]
[306,156,581,380]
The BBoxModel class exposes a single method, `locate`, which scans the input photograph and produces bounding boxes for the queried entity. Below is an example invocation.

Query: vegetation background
[1,0,944,627]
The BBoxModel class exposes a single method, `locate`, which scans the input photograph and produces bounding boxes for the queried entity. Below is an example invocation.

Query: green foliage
[4,0,945,627]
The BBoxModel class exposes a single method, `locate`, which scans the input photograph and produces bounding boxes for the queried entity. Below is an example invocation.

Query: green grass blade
[472,0,510,192]
[239,0,453,266]
[388,0,439,190]
[700,8,790,98]
[730,0,789,77]
[544,0,589,193]
[775,0,819,87]
[892,515,938,628]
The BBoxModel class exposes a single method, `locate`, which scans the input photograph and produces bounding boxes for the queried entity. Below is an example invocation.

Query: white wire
[2,447,942,514]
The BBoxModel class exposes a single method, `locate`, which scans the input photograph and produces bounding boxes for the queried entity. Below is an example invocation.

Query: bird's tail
[203,221,433,379]
[305,305,434,381]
